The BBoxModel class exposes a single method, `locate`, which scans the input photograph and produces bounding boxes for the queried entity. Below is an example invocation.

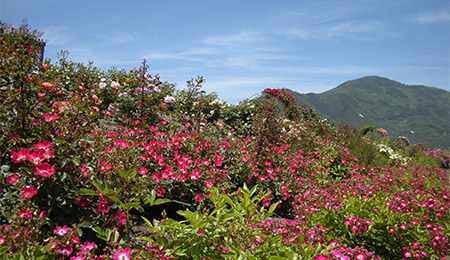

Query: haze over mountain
[289,76,450,150]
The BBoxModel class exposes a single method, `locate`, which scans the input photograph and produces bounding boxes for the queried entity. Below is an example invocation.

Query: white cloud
[144,53,184,61]
[142,30,295,70]
[201,30,263,48]
[282,20,385,41]
[266,65,379,76]
[95,30,139,46]
[413,10,449,24]
[42,25,73,46]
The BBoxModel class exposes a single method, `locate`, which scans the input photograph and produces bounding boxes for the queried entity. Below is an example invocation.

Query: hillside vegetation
[0,22,449,259]
[290,76,449,150]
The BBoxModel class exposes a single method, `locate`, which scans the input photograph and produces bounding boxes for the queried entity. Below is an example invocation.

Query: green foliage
[141,185,311,259]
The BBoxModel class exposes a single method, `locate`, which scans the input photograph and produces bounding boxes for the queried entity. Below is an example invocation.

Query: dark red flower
[74,195,89,208]
[112,210,127,227]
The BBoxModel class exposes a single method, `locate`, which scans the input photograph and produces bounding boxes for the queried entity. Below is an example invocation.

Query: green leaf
[71,156,81,167]
[144,192,156,205]
[297,234,304,246]
[92,180,106,195]
[150,198,171,206]
[117,169,128,179]
[87,112,99,117]
[77,189,98,196]
[41,242,56,253]
[269,256,286,260]
[55,139,65,144]
[187,246,200,256]
[265,201,279,218]
[124,200,142,210]
[75,227,83,237]
[171,200,192,207]
[141,217,153,227]
[140,236,154,243]
[0,247,10,256]
[108,195,125,208]
[218,194,234,207]
[126,168,137,180]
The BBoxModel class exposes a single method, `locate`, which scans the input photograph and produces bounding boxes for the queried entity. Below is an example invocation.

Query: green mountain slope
[290,76,450,150]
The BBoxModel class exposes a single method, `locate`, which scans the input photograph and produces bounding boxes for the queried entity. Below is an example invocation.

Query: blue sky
[2,0,449,104]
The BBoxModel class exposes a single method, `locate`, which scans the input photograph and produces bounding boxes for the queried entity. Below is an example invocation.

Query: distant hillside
[290,76,450,150]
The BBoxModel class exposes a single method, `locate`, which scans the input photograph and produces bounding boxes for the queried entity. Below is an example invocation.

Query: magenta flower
[313,256,329,260]
[96,196,110,214]
[57,244,73,256]
[70,232,81,244]
[156,187,165,197]
[99,160,112,172]
[404,250,412,258]
[33,140,53,151]
[70,255,86,260]
[27,149,46,165]
[39,210,47,219]
[41,112,60,122]
[80,242,96,252]
[6,174,20,185]
[11,149,30,163]
[21,186,37,199]
[194,193,205,203]
[55,225,70,236]
[138,166,148,175]
[355,253,366,260]
[113,248,131,260]
[112,210,127,227]
[189,169,202,180]
[152,172,162,183]
[18,210,32,219]
[204,181,213,189]
[43,150,54,160]
[78,165,91,177]
[34,162,56,177]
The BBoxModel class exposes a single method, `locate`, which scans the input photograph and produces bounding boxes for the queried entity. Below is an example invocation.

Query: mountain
[289,76,450,150]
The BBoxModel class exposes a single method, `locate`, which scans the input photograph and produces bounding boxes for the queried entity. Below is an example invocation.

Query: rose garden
[0,23,449,260]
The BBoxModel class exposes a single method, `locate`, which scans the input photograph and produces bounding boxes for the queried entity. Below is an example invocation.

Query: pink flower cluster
[315,241,380,260]
[344,217,371,236]
[45,225,97,259]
